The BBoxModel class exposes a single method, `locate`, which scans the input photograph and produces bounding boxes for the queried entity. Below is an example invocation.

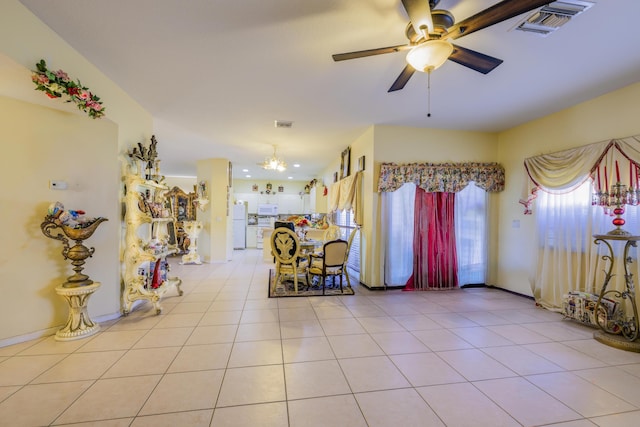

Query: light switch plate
[49,180,68,190]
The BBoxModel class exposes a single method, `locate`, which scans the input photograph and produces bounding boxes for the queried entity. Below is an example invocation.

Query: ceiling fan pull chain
[427,69,432,118]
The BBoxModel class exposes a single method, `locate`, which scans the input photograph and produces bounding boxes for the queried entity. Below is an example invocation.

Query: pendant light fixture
[261,145,287,172]
[405,39,453,73]
[405,39,453,117]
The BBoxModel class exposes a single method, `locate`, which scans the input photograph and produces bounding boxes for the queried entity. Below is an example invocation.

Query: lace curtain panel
[534,181,640,311]
[521,135,640,310]
[377,162,505,193]
[383,184,415,287]
[455,183,489,286]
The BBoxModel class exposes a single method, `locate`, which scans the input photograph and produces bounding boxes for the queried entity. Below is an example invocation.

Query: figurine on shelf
[195,180,209,211]
[127,135,161,181]
[47,201,97,229]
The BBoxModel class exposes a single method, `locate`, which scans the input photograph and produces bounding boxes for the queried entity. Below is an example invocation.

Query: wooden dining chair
[322,225,342,243]
[271,227,308,293]
[308,239,348,294]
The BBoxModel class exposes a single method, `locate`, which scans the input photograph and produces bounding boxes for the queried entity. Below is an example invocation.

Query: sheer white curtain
[455,183,488,286]
[383,182,489,287]
[383,183,415,286]
[534,180,640,310]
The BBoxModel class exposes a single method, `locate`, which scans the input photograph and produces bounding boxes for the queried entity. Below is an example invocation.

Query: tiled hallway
[2,249,640,426]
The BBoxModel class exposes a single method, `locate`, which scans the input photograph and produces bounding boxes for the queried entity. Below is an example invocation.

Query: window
[533,179,640,308]
[536,181,593,251]
[332,209,360,274]
[537,179,640,251]
[382,182,488,287]
[455,183,488,286]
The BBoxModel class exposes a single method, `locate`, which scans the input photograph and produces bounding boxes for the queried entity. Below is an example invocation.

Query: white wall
[233,179,320,214]
[197,158,233,263]
[369,126,500,288]
[496,81,640,297]
[164,176,197,194]
[320,125,500,289]
[0,96,120,342]
[0,1,153,344]
[0,1,152,153]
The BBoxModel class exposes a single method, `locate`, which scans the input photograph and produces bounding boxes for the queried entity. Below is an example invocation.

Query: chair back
[271,227,300,266]
[344,226,359,263]
[322,225,341,243]
[323,239,348,268]
[274,221,295,232]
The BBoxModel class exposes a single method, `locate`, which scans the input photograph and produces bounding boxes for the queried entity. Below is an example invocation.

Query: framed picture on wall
[340,147,351,179]
[358,155,365,171]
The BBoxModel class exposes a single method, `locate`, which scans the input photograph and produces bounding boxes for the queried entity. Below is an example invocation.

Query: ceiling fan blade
[388,65,416,92]
[332,44,411,62]
[444,0,551,40]
[448,44,503,74]
[401,0,434,38]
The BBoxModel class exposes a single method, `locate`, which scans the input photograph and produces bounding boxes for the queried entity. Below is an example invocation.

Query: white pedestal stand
[54,282,101,341]
[181,221,203,265]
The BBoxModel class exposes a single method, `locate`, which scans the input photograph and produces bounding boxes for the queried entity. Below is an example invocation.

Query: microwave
[257,204,278,216]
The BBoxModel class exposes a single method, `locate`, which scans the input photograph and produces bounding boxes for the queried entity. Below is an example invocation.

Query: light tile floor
[2,249,640,426]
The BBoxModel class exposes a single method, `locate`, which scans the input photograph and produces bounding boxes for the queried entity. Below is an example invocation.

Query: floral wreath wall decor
[31,59,106,119]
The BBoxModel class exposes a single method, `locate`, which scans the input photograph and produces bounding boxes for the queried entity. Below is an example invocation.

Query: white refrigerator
[232,204,247,249]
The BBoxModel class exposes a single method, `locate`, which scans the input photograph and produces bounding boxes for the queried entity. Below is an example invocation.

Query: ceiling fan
[332,0,552,92]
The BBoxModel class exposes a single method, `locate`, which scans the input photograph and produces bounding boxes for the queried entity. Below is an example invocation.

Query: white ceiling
[17,0,640,181]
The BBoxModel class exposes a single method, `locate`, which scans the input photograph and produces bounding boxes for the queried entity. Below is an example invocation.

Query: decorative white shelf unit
[122,172,183,315]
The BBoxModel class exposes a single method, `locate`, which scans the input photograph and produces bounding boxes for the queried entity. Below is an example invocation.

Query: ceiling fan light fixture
[406,39,453,72]
[261,145,287,172]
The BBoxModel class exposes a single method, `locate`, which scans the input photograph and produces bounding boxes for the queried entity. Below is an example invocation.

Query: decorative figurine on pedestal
[195,180,209,211]
[180,221,203,265]
[41,202,107,341]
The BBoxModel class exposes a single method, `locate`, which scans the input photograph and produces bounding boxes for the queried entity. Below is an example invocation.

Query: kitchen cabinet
[277,194,303,215]
[235,192,259,213]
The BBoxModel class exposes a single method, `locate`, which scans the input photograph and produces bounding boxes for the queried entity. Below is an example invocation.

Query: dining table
[299,239,321,254]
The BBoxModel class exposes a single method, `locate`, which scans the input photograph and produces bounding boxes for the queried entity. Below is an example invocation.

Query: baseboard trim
[0,310,124,349]
[460,283,486,289]
[358,281,404,291]
[360,281,534,300]
[486,285,535,300]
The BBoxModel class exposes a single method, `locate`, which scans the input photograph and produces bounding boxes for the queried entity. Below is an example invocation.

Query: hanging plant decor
[31,59,105,119]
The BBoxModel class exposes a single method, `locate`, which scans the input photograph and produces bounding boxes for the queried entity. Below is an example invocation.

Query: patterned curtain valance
[377,162,505,193]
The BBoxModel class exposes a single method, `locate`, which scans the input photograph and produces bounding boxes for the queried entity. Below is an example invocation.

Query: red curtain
[405,188,458,290]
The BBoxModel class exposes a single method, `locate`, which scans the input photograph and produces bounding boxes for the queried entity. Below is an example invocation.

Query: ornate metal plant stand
[592,234,640,352]
[41,215,107,340]
[180,221,203,265]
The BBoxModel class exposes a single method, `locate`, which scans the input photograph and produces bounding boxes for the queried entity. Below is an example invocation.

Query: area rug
[268,269,355,297]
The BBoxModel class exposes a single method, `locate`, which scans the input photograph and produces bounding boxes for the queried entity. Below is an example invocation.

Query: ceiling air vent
[274,120,293,128]
[512,0,594,37]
